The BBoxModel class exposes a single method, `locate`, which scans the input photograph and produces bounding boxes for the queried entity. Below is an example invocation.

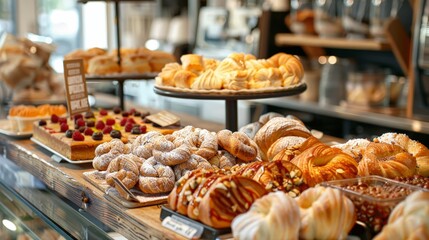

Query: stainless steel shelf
[249,98,429,134]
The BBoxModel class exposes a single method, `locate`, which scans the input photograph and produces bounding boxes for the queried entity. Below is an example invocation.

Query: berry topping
[134,111,141,117]
[131,126,141,134]
[73,113,83,121]
[95,120,105,130]
[99,109,108,116]
[65,129,74,138]
[127,118,136,124]
[106,118,115,126]
[125,123,134,132]
[92,131,103,141]
[141,112,150,118]
[58,117,67,125]
[76,118,86,127]
[72,131,85,141]
[110,130,122,139]
[120,118,128,126]
[140,125,147,134]
[51,114,59,123]
[103,125,113,134]
[86,120,95,127]
[60,123,69,132]
[84,128,94,136]
[129,108,136,114]
[84,111,95,119]
[38,119,47,126]
[113,106,122,114]
[78,126,86,133]
[121,111,130,117]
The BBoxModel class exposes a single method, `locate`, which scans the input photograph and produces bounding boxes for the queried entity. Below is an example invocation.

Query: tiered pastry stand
[86,73,158,110]
[154,83,307,132]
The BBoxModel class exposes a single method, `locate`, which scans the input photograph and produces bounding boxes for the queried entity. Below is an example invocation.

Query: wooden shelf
[275,34,392,51]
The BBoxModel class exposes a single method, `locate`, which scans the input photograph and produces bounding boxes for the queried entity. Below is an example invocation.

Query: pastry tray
[160,206,372,240]
[154,81,307,97]
[0,119,32,139]
[30,137,93,164]
[83,170,168,208]
[85,72,158,81]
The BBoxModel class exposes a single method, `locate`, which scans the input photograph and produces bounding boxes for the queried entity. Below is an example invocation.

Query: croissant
[272,136,321,161]
[238,121,263,140]
[267,136,307,161]
[332,138,371,162]
[249,67,283,89]
[374,132,429,177]
[358,142,417,178]
[180,54,204,74]
[268,53,304,86]
[198,175,267,228]
[254,117,311,161]
[138,157,175,194]
[291,143,358,187]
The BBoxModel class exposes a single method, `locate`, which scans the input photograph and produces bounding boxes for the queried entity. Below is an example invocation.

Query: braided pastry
[268,53,304,86]
[254,117,311,160]
[105,155,140,191]
[185,129,218,160]
[296,186,356,240]
[239,122,263,140]
[374,132,429,177]
[291,143,358,187]
[358,142,417,178]
[198,175,267,228]
[138,157,175,194]
[187,173,223,220]
[152,136,192,166]
[93,139,131,171]
[231,191,300,240]
[374,191,429,240]
[173,154,214,181]
[209,150,237,170]
[217,129,259,162]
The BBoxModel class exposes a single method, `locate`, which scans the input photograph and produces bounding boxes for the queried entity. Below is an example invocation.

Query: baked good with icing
[93,139,131,171]
[374,132,429,177]
[374,191,429,240]
[291,142,358,186]
[184,128,218,160]
[272,136,321,161]
[217,129,259,162]
[138,157,175,194]
[231,191,301,240]
[238,121,263,140]
[198,174,267,228]
[296,186,356,240]
[152,136,192,166]
[105,154,140,195]
[358,142,417,178]
[173,154,214,180]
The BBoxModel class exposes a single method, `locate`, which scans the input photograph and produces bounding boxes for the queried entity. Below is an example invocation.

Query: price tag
[63,59,90,116]
[146,111,180,127]
[161,216,203,239]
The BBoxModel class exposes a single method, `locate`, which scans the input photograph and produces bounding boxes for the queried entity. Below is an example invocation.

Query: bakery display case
[254,0,429,143]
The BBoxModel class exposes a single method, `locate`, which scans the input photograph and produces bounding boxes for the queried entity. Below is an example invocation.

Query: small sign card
[161,215,203,239]
[145,111,180,127]
[63,59,90,116]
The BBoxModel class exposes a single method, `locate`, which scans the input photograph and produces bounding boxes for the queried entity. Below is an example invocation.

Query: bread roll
[121,54,151,73]
[87,55,120,75]
[173,70,197,88]
[180,54,204,74]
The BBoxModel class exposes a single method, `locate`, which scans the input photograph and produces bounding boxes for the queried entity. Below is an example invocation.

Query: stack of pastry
[155,52,304,90]
[64,47,176,75]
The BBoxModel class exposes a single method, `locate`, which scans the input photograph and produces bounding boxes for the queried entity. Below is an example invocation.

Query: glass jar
[314,0,345,38]
[342,0,370,39]
[369,0,404,41]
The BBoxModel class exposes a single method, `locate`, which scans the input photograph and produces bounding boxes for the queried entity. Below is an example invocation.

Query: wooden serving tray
[83,170,168,208]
